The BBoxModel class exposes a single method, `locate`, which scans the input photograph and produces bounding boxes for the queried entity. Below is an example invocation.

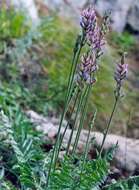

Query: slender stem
[46,32,85,186]
[78,119,96,187]
[99,97,119,157]
[52,36,85,169]
[66,34,85,105]
[72,85,91,155]
[53,89,80,169]
[46,55,76,188]
[82,110,97,167]
[72,109,97,189]
[46,91,72,186]
[60,89,80,146]
[66,87,88,155]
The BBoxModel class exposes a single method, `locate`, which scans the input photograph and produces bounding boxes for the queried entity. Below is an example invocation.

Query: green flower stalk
[83,110,97,166]
[46,20,87,188]
[46,34,85,186]
[74,110,97,188]
[99,53,128,156]
[47,5,110,186]
[71,11,110,155]
[53,5,99,164]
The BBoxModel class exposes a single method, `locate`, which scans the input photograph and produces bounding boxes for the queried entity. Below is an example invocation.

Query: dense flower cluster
[88,13,110,55]
[115,53,128,87]
[77,6,110,86]
[80,6,96,33]
[77,52,98,85]
[87,25,104,55]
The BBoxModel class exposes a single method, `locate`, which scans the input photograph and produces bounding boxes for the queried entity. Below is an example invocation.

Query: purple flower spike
[77,53,98,85]
[88,25,104,51]
[77,6,111,87]
[114,53,128,98]
[101,12,111,35]
[115,53,128,85]
[80,6,96,33]
[87,12,110,58]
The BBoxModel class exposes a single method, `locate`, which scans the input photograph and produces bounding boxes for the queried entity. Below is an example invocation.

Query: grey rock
[44,0,86,22]
[26,110,139,173]
[90,0,132,32]
[127,0,139,32]
[45,0,86,10]
[44,0,139,33]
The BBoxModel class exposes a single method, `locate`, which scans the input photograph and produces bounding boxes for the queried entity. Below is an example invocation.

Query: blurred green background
[0,0,139,138]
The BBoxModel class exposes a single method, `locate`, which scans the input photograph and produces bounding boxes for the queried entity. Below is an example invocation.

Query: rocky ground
[26,110,139,183]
